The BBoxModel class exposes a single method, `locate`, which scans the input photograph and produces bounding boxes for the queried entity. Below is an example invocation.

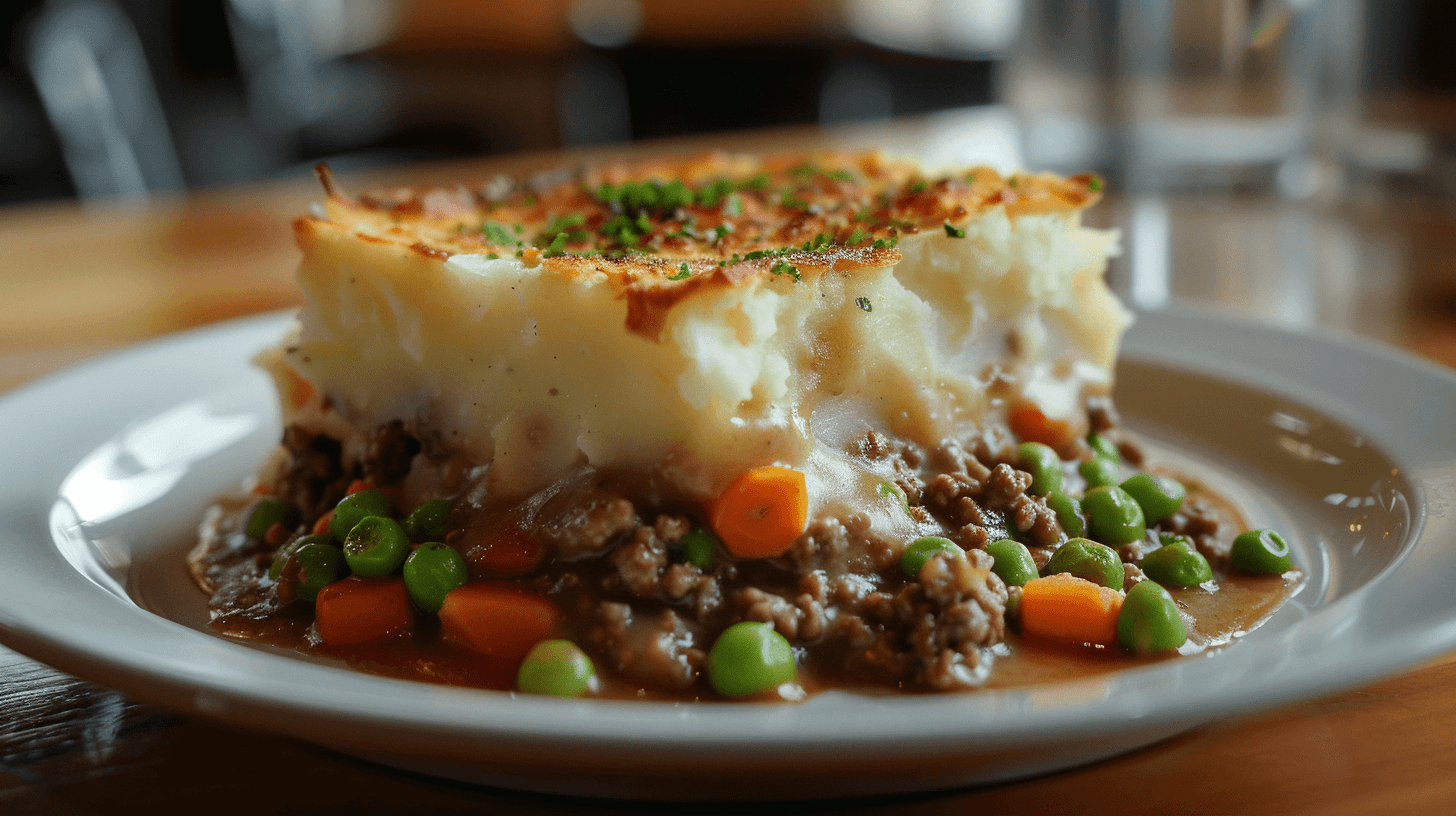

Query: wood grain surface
[4,121,1456,815]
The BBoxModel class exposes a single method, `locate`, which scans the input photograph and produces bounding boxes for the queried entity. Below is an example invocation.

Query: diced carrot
[438,582,559,664]
[264,521,290,547]
[465,526,544,577]
[380,485,405,510]
[1020,573,1124,646]
[710,466,809,558]
[284,367,317,411]
[315,577,413,646]
[347,479,404,513]
[1010,403,1074,451]
[312,511,333,536]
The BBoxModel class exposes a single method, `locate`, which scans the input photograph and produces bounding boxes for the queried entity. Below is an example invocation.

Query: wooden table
[5,124,1456,814]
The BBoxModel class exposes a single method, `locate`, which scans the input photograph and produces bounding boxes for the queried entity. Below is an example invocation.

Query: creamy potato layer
[261,153,1125,537]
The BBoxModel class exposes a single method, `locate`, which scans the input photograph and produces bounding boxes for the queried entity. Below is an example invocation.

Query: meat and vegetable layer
[191,409,1300,699]
[190,152,1299,699]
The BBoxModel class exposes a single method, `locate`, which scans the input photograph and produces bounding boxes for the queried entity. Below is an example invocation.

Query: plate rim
[2,306,1456,765]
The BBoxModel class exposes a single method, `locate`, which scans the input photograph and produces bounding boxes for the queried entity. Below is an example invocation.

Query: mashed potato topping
[264,151,1125,528]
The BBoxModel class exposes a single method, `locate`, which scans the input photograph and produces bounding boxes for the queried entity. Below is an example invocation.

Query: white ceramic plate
[2,307,1455,800]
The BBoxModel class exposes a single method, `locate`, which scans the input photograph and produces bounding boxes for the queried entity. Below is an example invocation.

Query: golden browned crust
[302,151,1104,340]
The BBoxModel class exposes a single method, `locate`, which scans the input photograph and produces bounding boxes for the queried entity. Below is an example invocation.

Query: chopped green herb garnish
[782,192,811,210]
[770,259,802,282]
[542,233,568,256]
[512,224,524,234]
[668,262,691,281]
[1088,175,1103,192]
[1007,177,1018,187]
[595,182,622,207]
[624,183,658,211]
[872,237,898,249]
[855,296,873,312]
[909,181,929,194]
[943,221,966,239]
[847,226,868,246]
[598,179,695,216]
[481,222,516,245]
[697,178,736,208]
[535,213,590,252]
[725,193,743,216]
[828,169,854,182]
[712,224,730,244]
[486,252,499,260]
[741,174,770,190]
[660,179,693,210]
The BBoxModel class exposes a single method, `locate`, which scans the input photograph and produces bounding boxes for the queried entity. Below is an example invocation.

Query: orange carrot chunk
[315,577,413,646]
[263,521,290,547]
[1020,573,1124,646]
[311,511,333,537]
[710,466,809,559]
[345,479,375,496]
[439,582,559,665]
[465,526,544,577]
[284,367,317,411]
[1009,403,1074,451]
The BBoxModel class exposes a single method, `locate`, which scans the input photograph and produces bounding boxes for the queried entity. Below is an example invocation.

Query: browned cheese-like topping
[310,151,1102,284]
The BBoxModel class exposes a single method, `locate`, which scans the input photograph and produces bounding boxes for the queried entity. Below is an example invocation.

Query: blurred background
[2,0,1456,371]
[3,0,1451,205]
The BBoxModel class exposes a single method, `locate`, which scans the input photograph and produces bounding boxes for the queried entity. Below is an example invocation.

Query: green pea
[330,489,392,542]
[1117,580,1187,653]
[1044,537,1125,589]
[1046,490,1085,538]
[681,526,717,570]
[876,480,910,511]
[1079,457,1121,489]
[985,539,1038,587]
[403,499,453,540]
[269,533,330,580]
[294,542,349,602]
[1230,529,1294,574]
[1120,473,1186,526]
[1087,431,1120,463]
[1138,536,1212,587]
[343,516,411,577]
[1082,486,1146,545]
[1017,441,1063,496]
[707,621,796,697]
[517,640,596,697]
[899,536,962,578]
[246,499,295,539]
[402,542,468,612]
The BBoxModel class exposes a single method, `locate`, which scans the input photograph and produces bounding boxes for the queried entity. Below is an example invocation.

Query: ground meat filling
[200,408,1161,695]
